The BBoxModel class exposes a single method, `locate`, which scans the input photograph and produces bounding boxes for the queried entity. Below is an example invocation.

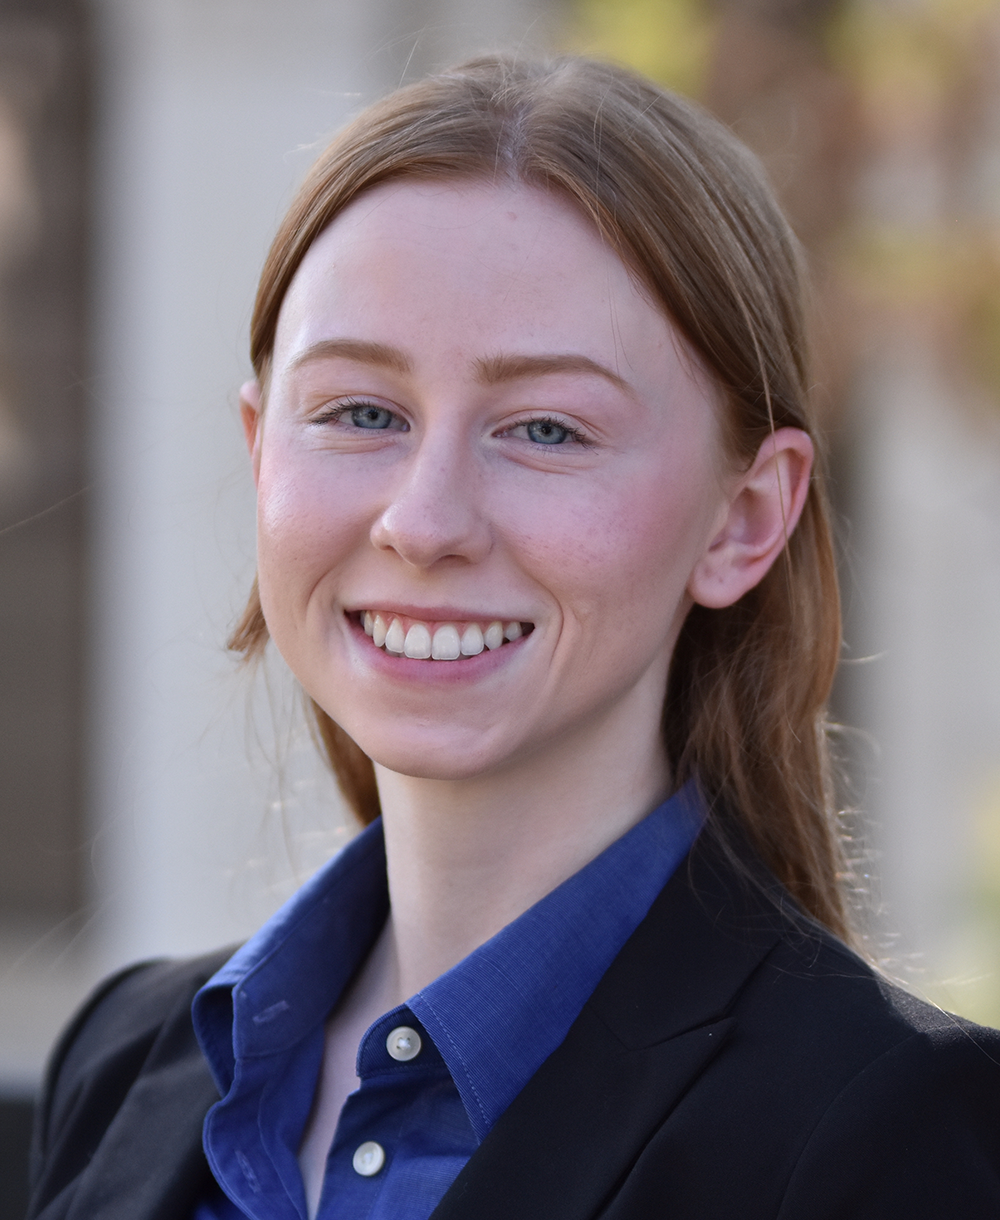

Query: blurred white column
[85,0,557,974]
[839,14,1000,1016]
[847,342,1000,1002]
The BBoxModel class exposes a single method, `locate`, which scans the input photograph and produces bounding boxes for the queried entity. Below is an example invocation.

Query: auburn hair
[230,55,848,940]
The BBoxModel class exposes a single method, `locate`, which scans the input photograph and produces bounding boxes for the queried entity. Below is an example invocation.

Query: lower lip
[345,616,530,684]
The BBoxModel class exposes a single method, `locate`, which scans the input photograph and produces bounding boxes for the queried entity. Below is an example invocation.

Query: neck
[374,706,670,1002]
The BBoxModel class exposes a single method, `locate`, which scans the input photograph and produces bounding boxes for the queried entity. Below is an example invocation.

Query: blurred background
[2,0,1000,1211]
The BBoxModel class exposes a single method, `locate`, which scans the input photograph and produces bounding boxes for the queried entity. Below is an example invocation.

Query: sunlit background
[2,0,1000,1210]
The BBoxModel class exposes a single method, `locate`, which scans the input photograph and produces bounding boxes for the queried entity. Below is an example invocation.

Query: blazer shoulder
[674,827,997,1057]
[42,948,232,1126]
[30,947,233,1217]
[773,980,1000,1218]
[759,920,1000,1054]
[653,834,1000,1143]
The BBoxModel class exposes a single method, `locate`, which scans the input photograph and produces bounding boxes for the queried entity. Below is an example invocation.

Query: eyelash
[310,398,402,426]
[502,415,593,447]
[310,401,592,447]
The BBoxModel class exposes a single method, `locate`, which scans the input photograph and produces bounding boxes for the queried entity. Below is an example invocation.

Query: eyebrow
[288,338,632,394]
[288,338,412,374]
[475,352,632,394]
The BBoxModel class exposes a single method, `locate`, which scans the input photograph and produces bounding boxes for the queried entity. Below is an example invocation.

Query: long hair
[229,55,848,939]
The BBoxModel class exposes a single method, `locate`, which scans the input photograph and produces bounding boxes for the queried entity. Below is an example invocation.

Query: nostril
[369,482,493,569]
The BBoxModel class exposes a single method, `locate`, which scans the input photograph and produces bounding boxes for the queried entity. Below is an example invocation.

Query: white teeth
[384,618,405,654]
[460,623,484,656]
[365,612,527,658]
[403,622,432,659]
[431,624,461,660]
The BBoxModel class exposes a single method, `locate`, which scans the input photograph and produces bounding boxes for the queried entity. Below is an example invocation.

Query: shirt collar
[193,781,704,1138]
[407,781,703,1137]
[193,821,388,1090]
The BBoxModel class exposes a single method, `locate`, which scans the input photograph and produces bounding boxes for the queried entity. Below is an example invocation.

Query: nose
[370,433,492,569]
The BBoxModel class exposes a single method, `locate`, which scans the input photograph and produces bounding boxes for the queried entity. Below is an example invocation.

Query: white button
[352,1141,385,1177]
[386,1025,422,1062]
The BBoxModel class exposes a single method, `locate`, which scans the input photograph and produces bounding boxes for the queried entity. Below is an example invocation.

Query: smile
[360,611,532,660]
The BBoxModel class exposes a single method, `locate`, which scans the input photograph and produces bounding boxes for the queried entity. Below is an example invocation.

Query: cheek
[505,463,716,628]
[254,448,366,611]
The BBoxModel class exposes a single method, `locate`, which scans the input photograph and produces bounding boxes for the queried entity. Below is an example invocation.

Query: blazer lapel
[431,837,787,1220]
[59,985,220,1220]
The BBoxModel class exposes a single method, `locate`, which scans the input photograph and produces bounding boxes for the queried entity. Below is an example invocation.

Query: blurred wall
[0,1,88,928]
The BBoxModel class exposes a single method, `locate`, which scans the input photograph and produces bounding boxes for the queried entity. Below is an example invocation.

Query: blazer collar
[430,833,793,1220]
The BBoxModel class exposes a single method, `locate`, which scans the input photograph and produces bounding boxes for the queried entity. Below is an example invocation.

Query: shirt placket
[318,1009,448,1218]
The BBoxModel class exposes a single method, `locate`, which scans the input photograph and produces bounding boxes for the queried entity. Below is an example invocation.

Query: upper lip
[347,604,531,623]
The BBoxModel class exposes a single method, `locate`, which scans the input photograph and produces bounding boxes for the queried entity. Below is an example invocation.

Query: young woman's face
[248,180,736,783]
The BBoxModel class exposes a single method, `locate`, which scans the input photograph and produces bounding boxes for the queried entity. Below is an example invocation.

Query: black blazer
[28,837,1000,1220]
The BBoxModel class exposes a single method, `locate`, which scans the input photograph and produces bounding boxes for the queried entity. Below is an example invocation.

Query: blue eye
[526,419,570,445]
[351,404,396,429]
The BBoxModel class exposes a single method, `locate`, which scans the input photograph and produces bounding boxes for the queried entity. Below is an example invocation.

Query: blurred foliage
[567,0,1000,410]
[832,0,1000,405]
[566,0,715,97]
[829,0,995,102]
[924,774,1000,1024]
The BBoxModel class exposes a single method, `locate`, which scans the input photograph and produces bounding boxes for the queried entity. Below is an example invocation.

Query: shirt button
[385,1025,422,1062]
[352,1141,386,1177]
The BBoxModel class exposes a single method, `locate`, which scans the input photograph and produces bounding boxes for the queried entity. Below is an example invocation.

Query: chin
[356,730,510,785]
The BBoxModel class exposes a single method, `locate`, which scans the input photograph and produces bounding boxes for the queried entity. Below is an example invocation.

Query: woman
[28,55,1000,1220]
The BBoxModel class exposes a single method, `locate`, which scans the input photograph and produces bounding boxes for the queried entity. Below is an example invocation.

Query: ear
[688,427,814,609]
[239,379,264,486]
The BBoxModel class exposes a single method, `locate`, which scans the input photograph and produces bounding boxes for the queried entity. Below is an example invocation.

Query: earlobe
[239,380,264,486]
[688,427,814,609]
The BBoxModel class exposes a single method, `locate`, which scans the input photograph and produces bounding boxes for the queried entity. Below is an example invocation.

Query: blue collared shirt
[191,783,704,1220]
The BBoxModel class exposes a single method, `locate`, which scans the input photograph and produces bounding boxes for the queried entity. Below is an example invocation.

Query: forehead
[271,178,692,388]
